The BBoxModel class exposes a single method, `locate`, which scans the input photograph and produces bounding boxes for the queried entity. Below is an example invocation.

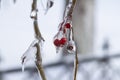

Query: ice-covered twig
[21,39,46,80]
[31,0,46,79]
[34,20,45,42]
[64,0,78,80]
[30,0,46,80]
[35,43,46,80]
[30,0,45,42]
[21,0,46,80]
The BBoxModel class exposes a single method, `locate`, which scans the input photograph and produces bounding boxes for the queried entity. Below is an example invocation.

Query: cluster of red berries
[53,22,71,47]
[53,37,67,47]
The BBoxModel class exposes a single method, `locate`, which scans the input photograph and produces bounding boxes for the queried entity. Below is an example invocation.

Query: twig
[35,43,46,80]
[31,0,46,80]
[73,51,78,80]
[63,0,78,79]
[67,0,77,17]
[34,20,45,41]
[67,0,78,80]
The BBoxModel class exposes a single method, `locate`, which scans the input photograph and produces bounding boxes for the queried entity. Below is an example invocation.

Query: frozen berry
[65,23,71,29]
[53,39,60,47]
[60,37,67,45]
[67,45,73,50]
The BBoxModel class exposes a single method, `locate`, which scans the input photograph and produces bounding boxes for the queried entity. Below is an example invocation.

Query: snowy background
[0,0,120,80]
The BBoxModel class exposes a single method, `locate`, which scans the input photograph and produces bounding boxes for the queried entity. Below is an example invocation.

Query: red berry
[53,39,60,47]
[65,23,71,29]
[60,37,67,45]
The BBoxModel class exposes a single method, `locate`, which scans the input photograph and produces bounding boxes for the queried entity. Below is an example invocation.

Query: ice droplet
[30,10,37,18]
[67,40,76,54]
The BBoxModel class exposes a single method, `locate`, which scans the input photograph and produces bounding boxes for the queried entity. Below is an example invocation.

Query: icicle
[44,0,54,14]
[21,40,38,71]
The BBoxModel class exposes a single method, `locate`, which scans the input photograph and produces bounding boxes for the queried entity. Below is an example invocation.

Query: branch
[63,0,78,80]
[68,0,76,16]
[34,20,45,41]
[30,0,46,80]
[73,51,78,80]
[35,43,46,80]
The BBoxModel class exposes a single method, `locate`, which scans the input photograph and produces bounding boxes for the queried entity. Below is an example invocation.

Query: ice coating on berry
[65,23,71,28]
[67,40,76,54]
[53,39,60,47]
[60,37,67,45]
[67,45,73,50]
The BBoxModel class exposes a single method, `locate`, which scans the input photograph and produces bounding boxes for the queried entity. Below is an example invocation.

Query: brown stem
[31,0,46,80]
[32,0,37,11]
[34,20,45,41]
[31,0,44,41]
[73,51,78,80]
[70,1,78,80]
[68,0,77,17]
[35,43,46,80]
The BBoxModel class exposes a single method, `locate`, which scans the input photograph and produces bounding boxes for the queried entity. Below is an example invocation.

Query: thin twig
[67,0,77,17]
[67,0,78,80]
[34,20,45,41]
[31,0,46,80]
[31,0,37,11]
[35,43,46,80]
[73,51,78,80]
[64,0,78,79]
